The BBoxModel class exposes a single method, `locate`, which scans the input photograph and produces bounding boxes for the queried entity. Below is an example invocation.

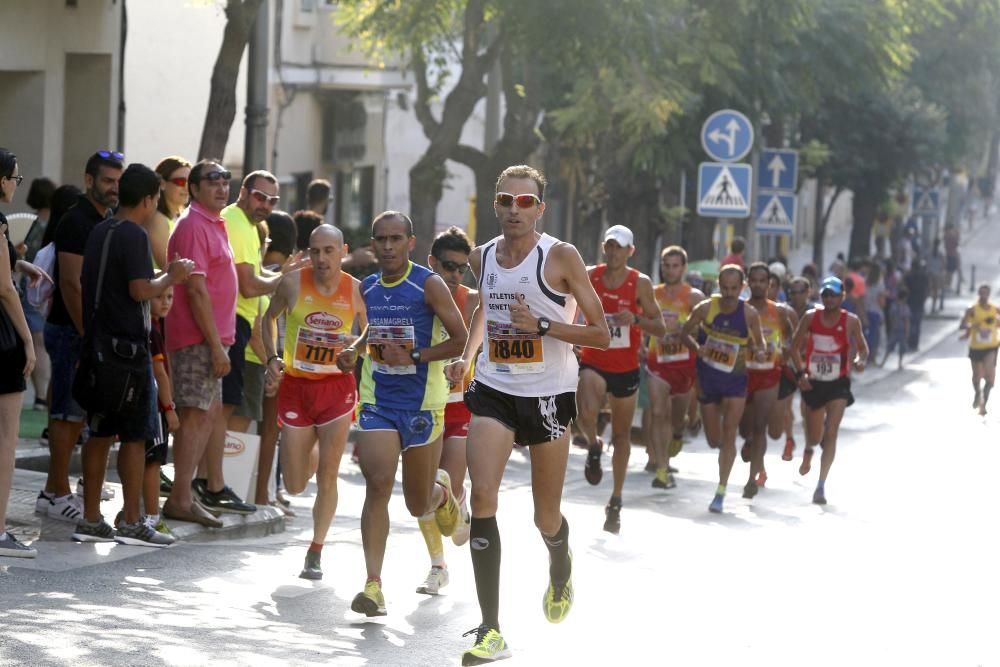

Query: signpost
[754,148,799,238]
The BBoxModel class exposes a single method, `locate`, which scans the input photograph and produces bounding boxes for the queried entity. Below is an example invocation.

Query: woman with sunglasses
[149,156,192,270]
[0,148,38,558]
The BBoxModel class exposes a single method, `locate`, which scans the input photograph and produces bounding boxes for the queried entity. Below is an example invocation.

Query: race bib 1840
[486,320,544,374]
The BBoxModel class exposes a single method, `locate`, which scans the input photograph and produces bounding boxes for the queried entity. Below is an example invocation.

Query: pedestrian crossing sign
[697,162,752,218]
[912,186,940,216]
[755,193,795,235]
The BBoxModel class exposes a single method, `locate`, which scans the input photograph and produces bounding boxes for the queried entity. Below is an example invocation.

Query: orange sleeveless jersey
[580,265,642,373]
[282,268,355,380]
[646,283,696,369]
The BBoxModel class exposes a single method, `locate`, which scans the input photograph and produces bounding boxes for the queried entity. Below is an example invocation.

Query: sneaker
[434,470,460,537]
[299,550,323,580]
[644,459,656,473]
[799,448,814,476]
[461,624,511,665]
[47,494,83,523]
[742,481,758,499]
[147,515,176,540]
[781,437,795,461]
[191,478,209,504]
[542,550,573,624]
[603,501,621,535]
[198,485,256,515]
[813,487,827,505]
[115,520,174,547]
[584,447,603,486]
[708,493,724,514]
[0,532,37,558]
[34,490,54,514]
[351,580,387,617]
[72,517,116,543]
[651,468,675,490]
[452,486,472,546]
[416,566,449,595]
[159,471,173,497]
[740,440,751,462]
[669,437,684,458]
[76,478,115,502]
[38,427,49,446]
[755,470,767,487]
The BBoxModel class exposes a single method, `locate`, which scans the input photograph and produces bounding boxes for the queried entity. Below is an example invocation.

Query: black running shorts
[801,376,854,410]
[968,346,999,364]
[464,379,577,446]
[579,364,640,398]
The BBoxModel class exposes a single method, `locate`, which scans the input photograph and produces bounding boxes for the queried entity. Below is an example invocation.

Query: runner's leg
[357,430,402,580]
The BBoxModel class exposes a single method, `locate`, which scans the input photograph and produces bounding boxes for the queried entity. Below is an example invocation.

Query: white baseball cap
[768,261,787,279]
[603,225,634,248]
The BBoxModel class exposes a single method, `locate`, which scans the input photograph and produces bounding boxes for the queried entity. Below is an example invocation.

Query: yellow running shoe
[461,624,511,665]
[669,436,683,457]
[542,551,574,623]
[350,580,387,617]
[434,469,460,537]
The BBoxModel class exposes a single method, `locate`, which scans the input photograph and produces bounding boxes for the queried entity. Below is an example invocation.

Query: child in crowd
[145,287,178,539]
[882,285,911,370]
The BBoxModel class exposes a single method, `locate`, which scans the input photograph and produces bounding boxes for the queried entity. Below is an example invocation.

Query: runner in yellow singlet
[960,283,1000,416]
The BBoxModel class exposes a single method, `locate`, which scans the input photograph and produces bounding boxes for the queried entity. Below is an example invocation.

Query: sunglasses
[437,258,471,275]
[820,290,840,298]
[495,192,541,208]
[249,188,280,205]
[199,170,232,183]
[97,150,124,160]
[4,174,23,186]
[166,177,188,187]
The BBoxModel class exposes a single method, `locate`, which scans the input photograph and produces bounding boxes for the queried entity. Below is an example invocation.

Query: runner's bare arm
[789,310,815,375]
[447,248,486,383]
[959,306,974,338]
[635,274,667,338]
[848,313,869,370]
[688,287,707,311]
[680,299,710,353]
[530,243,610,349]
[418,274,468,362]
[745,303,767,361]
[352,276,368,335]
[780,303,799,363]
[262,271,297,365]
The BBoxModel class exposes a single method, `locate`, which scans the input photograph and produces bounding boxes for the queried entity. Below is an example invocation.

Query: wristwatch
[537,316,551,336]
[410,348,422,364]
[633,312,640,325]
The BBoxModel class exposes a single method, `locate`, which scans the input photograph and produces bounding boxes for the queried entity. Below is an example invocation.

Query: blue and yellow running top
[359,261,448,411]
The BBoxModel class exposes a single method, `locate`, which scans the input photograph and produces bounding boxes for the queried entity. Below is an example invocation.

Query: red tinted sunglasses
[495,192,541,208]
[166,177,187,187]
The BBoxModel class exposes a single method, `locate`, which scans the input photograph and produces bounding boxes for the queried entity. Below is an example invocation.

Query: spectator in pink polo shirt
[162,159,246,526]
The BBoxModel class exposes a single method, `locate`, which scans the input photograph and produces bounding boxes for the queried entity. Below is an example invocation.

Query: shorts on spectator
[464,379,576,447]
[647,363,696,395]
[357,403,443,451]
[170,343,225,411]
[145,410,169,466]
[278,373,357,428]
[222,315,252,406]
[234,360,265,422]
[44,322,86,422]
[579,364,640,398]
[444,399,471,439]
[801,376,854,410]
[89,364,155,443]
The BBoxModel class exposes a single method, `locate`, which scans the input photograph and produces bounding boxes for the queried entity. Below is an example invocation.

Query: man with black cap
[788,276,869,505]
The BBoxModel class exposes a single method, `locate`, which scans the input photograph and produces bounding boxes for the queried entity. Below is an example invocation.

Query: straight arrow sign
[757,149,798,193]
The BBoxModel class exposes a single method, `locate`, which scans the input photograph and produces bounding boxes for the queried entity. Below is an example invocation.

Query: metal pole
[244,0,270,174]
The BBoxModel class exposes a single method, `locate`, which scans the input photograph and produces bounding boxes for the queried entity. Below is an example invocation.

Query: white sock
[0,531,8,540]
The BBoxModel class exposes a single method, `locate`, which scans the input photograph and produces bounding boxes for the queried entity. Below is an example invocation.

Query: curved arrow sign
[701,110,754,162]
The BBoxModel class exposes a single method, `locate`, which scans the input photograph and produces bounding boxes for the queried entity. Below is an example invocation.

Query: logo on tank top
[304,312,344,330]
[304,296,313,303]
[487,273,497,289]
[520,276,529,283]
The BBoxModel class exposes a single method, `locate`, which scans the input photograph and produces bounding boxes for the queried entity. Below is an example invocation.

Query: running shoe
[114,520,174,547]
[76,478,115,502]
[973,392,981,410]
[434,470,460,537]
[198,485,256,515]
[651,468,675,489]
[584,445,603,485]
[47,494,83,523]
[740,440,751,462]
[72,517,116,543]
[813,487,827,505]
[351,580,387,617]
[755,470,767,487]
[452,486,472,546]
[708,494,724,514]
[38,427,49,446]
[159,470,173,497]
[572,434,589,449]
[34,490,53,514]
[542,550,573,623]
[603,501,621,535]
[416,566,449,595]
[0,532,37,558]
[461,624,511,665]
[799,447,814,476]
[742,481,758,499]
[781,437,795,461]
[146,515,176,540]
[300,551,323,580]
[669,437,684,458]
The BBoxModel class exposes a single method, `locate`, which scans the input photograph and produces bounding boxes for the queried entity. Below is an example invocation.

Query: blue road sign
[700,110,754,162]
[912,186,940,215]
[697,162,752,218]
[758,149,799,192]
[755,193,796,235]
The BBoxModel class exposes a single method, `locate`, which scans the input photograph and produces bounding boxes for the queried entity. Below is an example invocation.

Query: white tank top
[474,233,578,396]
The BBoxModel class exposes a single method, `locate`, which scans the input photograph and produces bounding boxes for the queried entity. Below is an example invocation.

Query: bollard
[970,264,976,293]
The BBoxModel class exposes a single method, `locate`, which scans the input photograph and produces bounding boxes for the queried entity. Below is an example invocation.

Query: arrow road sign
[697,162,752,218]
[755,193,796,235]
[912,186,940,215]
[757,149,798,192]
[700,110,754,162]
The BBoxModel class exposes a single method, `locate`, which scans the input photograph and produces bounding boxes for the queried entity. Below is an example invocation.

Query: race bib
[293,327,346,374]
[486,320,545,374]
[808,353,841,381]
[702,335,739,373]
[606,315,631,349]
[976,327,994,344]
[746,328,777,370]
[656,334,689,364]
[368,325,416,375]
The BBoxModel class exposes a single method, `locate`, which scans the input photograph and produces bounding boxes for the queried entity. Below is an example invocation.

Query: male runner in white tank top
[446,165,610,665]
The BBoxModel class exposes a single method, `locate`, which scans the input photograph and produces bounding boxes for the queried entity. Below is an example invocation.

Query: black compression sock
[470,516,501,630]
[542,516,571,586]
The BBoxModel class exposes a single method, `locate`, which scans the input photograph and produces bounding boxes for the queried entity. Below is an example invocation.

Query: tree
[198,0,265,161]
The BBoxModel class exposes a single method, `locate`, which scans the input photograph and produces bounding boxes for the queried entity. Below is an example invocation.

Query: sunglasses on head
[166,177,187,187]
[199,170,232,183]
[97,150,124,160]
[495,192,541,208]
[249,188,280,205]
[437,258,471,275]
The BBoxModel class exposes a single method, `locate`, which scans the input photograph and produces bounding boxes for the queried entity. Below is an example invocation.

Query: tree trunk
[689,216,717,261]
[812,179,826,268]
[409,156,447,262]
[849,191,878,261]
[198,0,264,162]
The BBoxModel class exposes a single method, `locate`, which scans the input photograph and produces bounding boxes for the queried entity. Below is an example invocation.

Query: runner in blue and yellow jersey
[335,211,468,618]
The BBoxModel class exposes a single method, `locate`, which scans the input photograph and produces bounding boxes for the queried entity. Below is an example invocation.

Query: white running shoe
[34,490,54,514]
[415,566,449,595]
[451,485,472,546]
[77,479,115,502]
[47,494,84,523]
